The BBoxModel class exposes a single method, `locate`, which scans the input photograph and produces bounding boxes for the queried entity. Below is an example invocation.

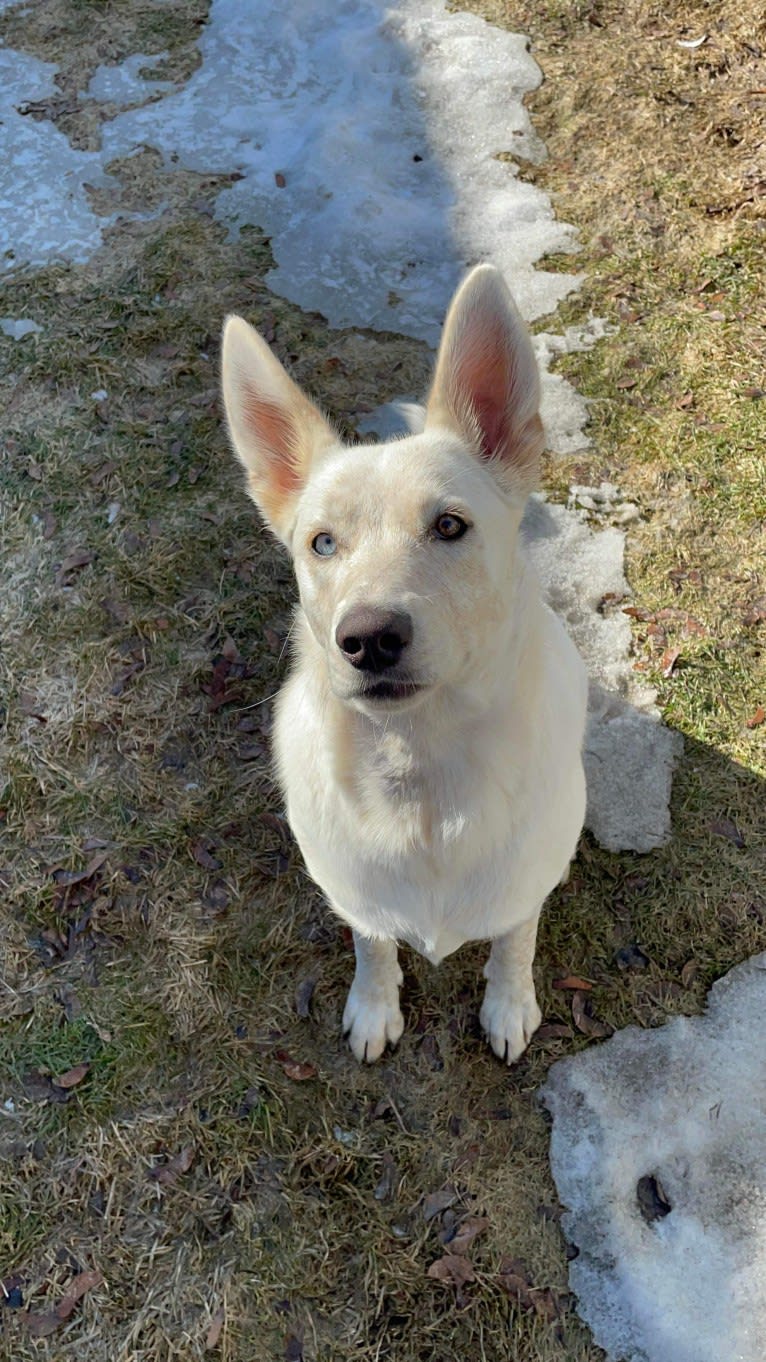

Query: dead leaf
[710,817,745,848]
[423,1187,457,1221]
[529,1286,562,1322]
[746,705,765,729]
[110,660,145,695]
[571,990,613,1039]
[294,976,316,1019]
[237,742,267,761]
[260,811,290,841]
[202,655,244,712]
[191,838,223,871]
[56,1269,102,1321]
[445,1215,489,1256]
[221,636,242,663]
[149,1145,195,1185]
[26,1311,62,1338]
[26,1270,102,1336]
[56,547,93,585]
[374,1151,398,1203]
[100,596,130,625]
[90,460,116,486]
[497,1256,536,1309]
[536,1022,573,1041]
[661,646,681,677]
[680,959,699,989]
[553,974,593,991]
[19,691,46,722]
[615,944,650,972]
[50,850,108,886]
[53,1062,90,1090]
[42,510,57,540]
[622,605,655,621]
[206,1307,225,1350]
[263,625,284,653]
[275,1051,316,1081]
[427,1253,476,1288]
[742,597,766,627]
[615,375,638,389]
[496,1258,563,1319]
[452,1141,481,1173]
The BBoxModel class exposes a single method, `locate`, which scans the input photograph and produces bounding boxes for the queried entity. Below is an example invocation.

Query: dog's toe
[480,988,542,1066]
[342,990,404,1064]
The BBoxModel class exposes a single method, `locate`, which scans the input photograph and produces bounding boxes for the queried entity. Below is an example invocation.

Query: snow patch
[541,953,766,1362]
[0,317,42,338]
[84,52,174,104]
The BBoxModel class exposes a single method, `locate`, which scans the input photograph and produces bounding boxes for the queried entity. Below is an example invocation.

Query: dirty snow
[0,45,109,268]
[0,0,679,847]
[541,954,766,1362]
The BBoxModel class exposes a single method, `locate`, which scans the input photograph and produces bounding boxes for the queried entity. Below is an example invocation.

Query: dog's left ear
[221,315,338,544]
[425,264,544,497]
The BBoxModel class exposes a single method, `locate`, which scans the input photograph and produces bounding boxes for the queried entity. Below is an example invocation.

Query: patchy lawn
[1,0,764,1359]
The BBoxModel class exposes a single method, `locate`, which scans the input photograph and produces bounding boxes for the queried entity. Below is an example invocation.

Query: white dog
[222,265,587,1064]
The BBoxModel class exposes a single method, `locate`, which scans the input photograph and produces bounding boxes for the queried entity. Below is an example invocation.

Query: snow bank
[541,953,766,1362]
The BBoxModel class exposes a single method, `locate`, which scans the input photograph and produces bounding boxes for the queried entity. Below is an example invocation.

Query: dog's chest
[355,729,478,854]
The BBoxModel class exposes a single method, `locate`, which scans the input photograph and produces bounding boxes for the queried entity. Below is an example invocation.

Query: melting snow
[541,954,766,1362]
[83,52,173,104]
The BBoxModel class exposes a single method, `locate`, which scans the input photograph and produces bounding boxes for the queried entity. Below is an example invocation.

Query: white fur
[222,265,588,1064]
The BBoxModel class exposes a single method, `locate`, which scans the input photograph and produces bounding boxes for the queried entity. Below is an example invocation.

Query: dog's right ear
[221,316,337,544]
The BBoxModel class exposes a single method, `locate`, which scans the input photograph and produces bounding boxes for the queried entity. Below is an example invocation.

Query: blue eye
[434,513,468,541]
[312,532,337,557]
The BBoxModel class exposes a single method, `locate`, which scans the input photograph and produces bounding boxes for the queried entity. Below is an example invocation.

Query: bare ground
[1,0,764,1359]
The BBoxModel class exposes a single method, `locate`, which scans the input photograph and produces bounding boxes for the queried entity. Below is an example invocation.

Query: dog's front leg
[342,932,404,1063]
[480,912,543,1065]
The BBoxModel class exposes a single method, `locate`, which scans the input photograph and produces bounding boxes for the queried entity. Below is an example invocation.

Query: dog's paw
[480,986,542,1065]
[342,985,404,1064]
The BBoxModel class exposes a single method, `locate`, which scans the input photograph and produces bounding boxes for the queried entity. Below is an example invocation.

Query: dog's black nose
[335,607,413,673]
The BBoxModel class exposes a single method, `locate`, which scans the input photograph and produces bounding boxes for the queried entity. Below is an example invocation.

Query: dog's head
[221,265,544,715]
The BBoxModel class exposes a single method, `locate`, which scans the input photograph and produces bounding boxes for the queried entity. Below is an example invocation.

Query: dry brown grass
[1,0,764,1358]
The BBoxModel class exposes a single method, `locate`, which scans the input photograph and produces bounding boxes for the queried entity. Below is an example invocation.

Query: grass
[1,0,764,1358]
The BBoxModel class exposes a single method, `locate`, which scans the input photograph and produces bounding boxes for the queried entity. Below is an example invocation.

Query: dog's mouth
[357,679,424,704]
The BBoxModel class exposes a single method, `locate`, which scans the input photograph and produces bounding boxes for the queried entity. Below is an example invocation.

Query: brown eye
[434,512,468,541]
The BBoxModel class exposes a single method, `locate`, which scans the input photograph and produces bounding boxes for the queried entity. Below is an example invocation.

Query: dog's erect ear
[424,264,544,497]
[221,316,337,544]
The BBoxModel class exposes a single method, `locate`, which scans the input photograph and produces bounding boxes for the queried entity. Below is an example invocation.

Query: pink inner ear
[243,389,301,497]
[455,331,515,461]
